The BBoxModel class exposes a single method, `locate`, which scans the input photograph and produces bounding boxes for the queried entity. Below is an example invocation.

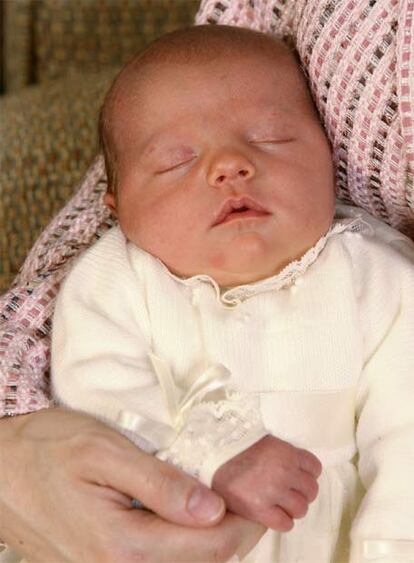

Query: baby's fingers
[293,469,319,503]
[278,489,309,520]
[297,448,322,477]
[255,505,294,532]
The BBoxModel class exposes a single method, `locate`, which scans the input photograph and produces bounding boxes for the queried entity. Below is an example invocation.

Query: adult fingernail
[187,486,225,523]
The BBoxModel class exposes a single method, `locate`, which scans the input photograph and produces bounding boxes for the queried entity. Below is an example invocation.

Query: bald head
[99,25,314,193]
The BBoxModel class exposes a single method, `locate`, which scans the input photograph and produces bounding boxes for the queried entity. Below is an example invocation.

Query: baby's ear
[103,192,117,216]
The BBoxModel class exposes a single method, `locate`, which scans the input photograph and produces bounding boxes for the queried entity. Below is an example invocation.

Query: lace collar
[148,216,370,307]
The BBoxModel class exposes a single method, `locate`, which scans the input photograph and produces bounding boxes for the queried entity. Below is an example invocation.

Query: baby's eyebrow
[141,141,163,157]
[258,107,298,122]
[249,113,297,135]
[141,132,180,157]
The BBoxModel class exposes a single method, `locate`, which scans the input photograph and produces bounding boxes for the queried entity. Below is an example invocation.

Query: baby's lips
[212,196,270,226]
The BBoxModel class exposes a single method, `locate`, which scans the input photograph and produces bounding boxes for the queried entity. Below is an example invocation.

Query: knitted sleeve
[50,231,172,454]
[51,232,267,485]
[0,156,112,416]
[349,242,414,562]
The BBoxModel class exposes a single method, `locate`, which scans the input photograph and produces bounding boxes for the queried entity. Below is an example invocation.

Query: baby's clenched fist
[211,435,322,532]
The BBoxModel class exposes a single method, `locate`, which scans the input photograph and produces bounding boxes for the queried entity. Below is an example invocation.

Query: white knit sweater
[51,204,414,563]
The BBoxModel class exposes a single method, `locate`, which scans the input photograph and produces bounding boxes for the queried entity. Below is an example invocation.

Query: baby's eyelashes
[156,155,197,174]
[250,138,296,146]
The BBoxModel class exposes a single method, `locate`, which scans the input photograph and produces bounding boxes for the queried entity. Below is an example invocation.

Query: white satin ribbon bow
[116,353,231,448]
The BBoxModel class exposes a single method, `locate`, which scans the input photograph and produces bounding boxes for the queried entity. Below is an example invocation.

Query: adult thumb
[92,434,226,528]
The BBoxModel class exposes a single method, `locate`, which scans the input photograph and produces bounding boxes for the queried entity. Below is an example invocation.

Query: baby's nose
[208,153,255,187]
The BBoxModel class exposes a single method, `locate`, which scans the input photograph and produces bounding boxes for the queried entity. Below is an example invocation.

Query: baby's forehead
[115,27,297,91]
[119,47,300,108]
[134,39,294,77]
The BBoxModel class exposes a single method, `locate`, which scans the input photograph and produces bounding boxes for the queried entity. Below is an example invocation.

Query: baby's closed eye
[249,134,296,146]
[156,147,197,173]
[248,116,298,147]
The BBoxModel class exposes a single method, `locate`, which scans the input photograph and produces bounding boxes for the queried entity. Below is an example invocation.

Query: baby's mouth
[213,197,271,227]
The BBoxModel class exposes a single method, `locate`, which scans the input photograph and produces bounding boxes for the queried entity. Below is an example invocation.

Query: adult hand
[0,408,265,563]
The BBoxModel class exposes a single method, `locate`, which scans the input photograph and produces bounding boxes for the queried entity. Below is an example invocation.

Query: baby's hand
[212,435,322,532]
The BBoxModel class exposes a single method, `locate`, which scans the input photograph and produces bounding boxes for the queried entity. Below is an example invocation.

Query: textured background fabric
[1,0,199,93]
[34,0,199,83]
[1,0,33,94]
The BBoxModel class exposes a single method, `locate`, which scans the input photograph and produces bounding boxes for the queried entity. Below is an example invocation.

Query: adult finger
[121,507,266,563]
[76,429,226,527]
[0,409,229,563]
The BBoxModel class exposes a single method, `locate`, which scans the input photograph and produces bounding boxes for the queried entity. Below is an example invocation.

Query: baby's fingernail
[187,486,225,523]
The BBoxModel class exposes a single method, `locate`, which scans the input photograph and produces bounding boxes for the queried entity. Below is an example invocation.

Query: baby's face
[105,52,335,286]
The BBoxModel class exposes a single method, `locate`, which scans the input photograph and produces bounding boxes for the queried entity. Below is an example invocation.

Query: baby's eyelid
[157,155,197,174]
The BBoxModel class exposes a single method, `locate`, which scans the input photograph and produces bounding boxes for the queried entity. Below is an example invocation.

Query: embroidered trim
[156,391,265,483]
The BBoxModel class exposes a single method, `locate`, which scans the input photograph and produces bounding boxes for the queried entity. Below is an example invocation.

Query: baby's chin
[205,240,289,287]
